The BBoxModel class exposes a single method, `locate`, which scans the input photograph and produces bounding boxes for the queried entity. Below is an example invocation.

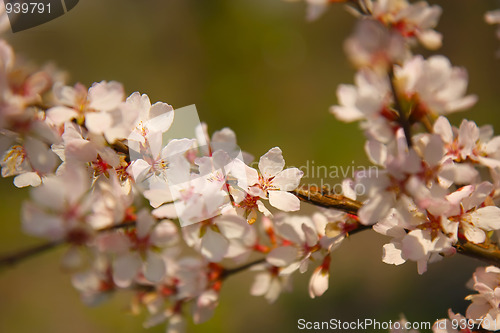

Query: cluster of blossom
[0,21,353,332]
[2,0,500,332]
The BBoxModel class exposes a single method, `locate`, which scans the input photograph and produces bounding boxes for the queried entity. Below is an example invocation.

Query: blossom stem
[0,239,65,268]
[388,68,412,147]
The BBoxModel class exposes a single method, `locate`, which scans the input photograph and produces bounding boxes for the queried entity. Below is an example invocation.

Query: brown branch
[388,67,412,147]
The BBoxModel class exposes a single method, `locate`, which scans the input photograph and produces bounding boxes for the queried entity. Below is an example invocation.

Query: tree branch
[291,185,362,215]
[0,221,137,268]
[3,184,500,270]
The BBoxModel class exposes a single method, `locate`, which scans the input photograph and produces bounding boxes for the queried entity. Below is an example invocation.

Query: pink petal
[266,246,298,267]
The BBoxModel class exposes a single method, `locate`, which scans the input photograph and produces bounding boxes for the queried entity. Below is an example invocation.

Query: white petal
[127,159,151,182]
[88,81,124,111]
[416,30,442,50]
[469,206,500,231]
[136,209,155,239]
[161,139,195,160]
[151,220,178,246]
[365,140,387,166]
[358,193,392,225]
[21,201,65,240]
[266,246,298,267]
[268,191,300,212]
[433,116,453,143]
[382,242,405,265]
[308,267,329,298]
[250,272,271,297]
[424,135,444,167]
[14,172,41,188]
[302,223,319,248]
[143,188,173,208]
[401,230,431,261]
[215,215,247,239]
[147,106,174,133]
[152,203,178,219]
[463,224,486,244]
[24,137,58,174]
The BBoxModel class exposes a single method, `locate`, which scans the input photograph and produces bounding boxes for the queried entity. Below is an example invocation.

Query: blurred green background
[1,0,500,332]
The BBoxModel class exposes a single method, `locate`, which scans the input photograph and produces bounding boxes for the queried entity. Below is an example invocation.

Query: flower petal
[258,147,285,178]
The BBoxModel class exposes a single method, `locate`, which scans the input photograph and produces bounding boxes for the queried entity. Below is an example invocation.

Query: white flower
[192,289,219,324]
[485,9,500,57]
[181,213,254,262]
[47,81,127,142]
[394,55,477,116]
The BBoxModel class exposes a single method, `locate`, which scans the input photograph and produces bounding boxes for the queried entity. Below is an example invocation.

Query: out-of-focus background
[1,0,499,332]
